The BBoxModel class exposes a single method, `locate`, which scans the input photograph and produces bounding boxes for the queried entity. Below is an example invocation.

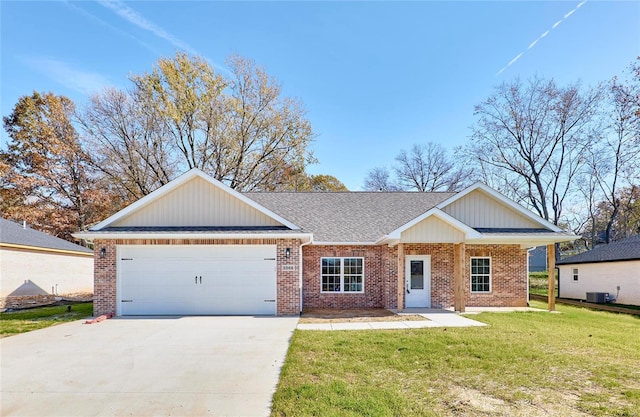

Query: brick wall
[384,246,399,310]
[301,243,527,310]
[92,238,301,317]
[93,239,529,315]
[302,245,389,309]
[465,244,528,307]
[397,243,528,309]
[276,239,301,316]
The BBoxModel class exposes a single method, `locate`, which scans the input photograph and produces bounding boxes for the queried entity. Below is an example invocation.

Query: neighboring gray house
[1,218,93,308]
[557,235,640,306]
[528,246,547,272]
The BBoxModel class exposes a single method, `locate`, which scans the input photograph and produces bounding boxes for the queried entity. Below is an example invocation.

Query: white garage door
[118,245,277,315]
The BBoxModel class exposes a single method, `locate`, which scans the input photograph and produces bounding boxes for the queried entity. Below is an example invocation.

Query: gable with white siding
[441,189,541,229]
[112,176,282,228]
[400,215,466,243]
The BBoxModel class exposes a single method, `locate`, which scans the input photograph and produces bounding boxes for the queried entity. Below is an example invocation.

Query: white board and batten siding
[559,261,640,306]
[401,216,465,243]
[442,189,540,229]
[117,245,278,315]
[112,177,281,227]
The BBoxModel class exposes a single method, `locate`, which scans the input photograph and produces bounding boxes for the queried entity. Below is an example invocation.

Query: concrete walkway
[297,309,486,330]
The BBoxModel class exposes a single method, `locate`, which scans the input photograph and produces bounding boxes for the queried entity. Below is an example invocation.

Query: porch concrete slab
[1,316,298,417]
[296,311,486,331]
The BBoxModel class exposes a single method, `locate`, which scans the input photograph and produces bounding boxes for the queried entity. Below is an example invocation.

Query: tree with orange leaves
[1,91,119,241]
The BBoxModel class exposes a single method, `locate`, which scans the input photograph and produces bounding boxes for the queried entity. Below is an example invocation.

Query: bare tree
[574,157,602,248]
[363,167,402,191]
[587,70,640,242]
[466,76,602,225]
[395,143,458,191]
[220,55,315,191]
[81,88,175,201]
[80,52,315,197]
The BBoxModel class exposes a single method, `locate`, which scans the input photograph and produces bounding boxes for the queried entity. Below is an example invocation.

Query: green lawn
[272,301,640,417]
[0,303,93,338]
[529,271,555,296]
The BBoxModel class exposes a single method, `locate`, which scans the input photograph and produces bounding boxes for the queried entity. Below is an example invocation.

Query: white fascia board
[436,182,563,233]
[385,208,483,240]
[312,241,378,246]
[72,231,313,242]
[91,168,300,231]
[377,233,578,249]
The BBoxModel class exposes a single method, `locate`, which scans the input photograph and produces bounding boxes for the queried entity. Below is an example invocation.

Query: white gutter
[72,231,313,242]
[465,235,578,246]
[375,234,577,248]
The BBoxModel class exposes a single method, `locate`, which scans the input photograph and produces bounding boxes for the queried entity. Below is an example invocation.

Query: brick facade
[301,245,389,309]
[301,243,528,311]
[92,238,301,317]
[465,244,528,307]
[93,238,527,316]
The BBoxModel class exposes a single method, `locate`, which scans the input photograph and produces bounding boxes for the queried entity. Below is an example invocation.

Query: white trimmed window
[470,257,491,293]
[321,257,364,293]
[572,268,579,281]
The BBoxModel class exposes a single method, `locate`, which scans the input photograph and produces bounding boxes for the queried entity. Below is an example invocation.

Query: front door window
[410,260,424,289]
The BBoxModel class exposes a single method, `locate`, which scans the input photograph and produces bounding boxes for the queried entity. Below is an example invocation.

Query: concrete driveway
[1,316,298,417]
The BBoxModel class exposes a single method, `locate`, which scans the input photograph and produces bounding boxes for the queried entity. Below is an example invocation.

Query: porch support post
[547,244,556,311]
[397,243,404,311]
[454,243,466,312]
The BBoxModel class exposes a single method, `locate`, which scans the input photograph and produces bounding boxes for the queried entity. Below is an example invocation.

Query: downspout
[299,239,313,314]
[526,247,533,306]
[557,264,560,299]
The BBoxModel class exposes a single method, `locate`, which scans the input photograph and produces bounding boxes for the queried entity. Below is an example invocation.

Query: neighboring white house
[1,218,93,307]
[557,235,640,306]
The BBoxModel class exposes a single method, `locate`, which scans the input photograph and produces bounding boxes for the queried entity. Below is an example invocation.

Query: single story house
[557,235,640,306]
[74,169,576,316]
[1,218,93,309]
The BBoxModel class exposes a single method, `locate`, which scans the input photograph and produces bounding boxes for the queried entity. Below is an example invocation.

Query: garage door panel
[118,245,277,316]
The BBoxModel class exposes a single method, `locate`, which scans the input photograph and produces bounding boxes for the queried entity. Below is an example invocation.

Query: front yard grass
[0,302,93,338]
[272,301,640,417]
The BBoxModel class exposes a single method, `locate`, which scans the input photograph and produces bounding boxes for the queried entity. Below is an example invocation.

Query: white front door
[405,255,431,308]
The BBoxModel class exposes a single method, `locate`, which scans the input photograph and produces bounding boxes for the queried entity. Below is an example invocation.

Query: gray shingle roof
[245,192,456,242]
[557,235,640,265]
[0,218,93,254]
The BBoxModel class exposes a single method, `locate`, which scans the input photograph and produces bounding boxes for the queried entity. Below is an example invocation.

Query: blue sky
[1,1,638,190]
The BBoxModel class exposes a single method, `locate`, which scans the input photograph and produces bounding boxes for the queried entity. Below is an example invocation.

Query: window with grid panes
[321,257,364,293]
[470,257,491,293]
